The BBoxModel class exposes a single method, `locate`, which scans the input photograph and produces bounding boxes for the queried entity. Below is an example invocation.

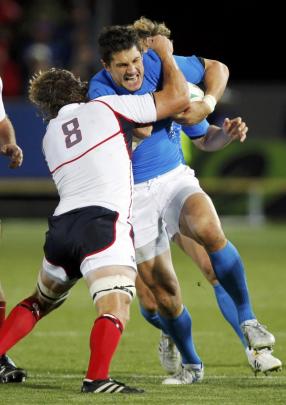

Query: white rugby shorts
[133,164,205,262]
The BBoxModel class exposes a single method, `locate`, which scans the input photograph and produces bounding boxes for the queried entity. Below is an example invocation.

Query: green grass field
[0,220,285,404]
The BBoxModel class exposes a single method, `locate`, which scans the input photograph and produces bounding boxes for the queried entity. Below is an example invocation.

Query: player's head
[133,16,171,38]
[98,25,144,92]
[132,17,171,51]
[29,68,88,121]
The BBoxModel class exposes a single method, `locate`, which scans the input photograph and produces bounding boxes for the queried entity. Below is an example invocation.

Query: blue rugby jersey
[88,49,209,183]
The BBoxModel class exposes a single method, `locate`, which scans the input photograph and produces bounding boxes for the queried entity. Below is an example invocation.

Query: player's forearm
[155,53,189,120]
[0,117,16,146]
[162,52,188,96]
[204,60,229,102]
[193,125,232,152]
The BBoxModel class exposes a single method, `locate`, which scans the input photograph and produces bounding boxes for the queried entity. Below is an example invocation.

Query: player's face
[105,46,144,92]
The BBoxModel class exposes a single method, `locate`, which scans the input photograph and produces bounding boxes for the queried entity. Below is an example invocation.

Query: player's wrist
[203,94,217,113]
[159,50,173,61]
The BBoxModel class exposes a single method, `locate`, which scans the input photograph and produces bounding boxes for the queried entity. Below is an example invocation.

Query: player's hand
[133,125,153,139]
[172,100,210,125]
[222,117,248,143]
[0,143,23,168]
[147,35,173,56]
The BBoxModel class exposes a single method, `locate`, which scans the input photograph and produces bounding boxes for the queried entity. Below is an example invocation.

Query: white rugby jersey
[0,77,6,121]
[43,93,157,218]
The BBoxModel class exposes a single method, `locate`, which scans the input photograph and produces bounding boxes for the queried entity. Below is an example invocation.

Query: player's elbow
[220,61,229,80]
[215,60,229,80]
[206,59,229,81]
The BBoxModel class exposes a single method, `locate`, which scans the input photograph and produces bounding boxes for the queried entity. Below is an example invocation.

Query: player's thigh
[80,217,137,277]
[138,249,180,296]
[135,218,170,264]
[179,192,225,243]
[161,165,205,239]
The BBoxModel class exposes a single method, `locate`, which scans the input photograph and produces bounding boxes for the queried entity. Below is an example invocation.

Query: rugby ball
[188,82,204,102]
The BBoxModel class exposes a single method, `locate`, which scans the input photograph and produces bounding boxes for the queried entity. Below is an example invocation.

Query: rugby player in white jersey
[0,35,190,393]
[0,76,26,383]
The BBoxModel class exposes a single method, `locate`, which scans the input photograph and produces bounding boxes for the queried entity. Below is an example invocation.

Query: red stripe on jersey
[91,97,153,127]
[92,99,133,157]
[127,161,133,220]
[51,130,121,174]
[90,99,136,124]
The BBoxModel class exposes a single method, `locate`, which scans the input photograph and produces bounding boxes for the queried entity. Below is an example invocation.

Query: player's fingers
[240,127,248,143]
[4,145,23,168]
[223,117,231,132]
[0,144,7,154]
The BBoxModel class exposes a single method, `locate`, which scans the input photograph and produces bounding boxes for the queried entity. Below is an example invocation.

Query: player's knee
[89,275,136,305]
[194,220,226,251]
[152,272,180,298]
[157,292,182,317]
[151,283,182,317]
[37,278,69,313]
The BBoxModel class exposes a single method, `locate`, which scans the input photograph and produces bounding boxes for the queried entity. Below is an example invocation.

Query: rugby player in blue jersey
[88,24,281,383]
[132,17,282,378]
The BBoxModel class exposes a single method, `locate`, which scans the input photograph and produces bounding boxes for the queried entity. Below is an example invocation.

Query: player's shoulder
[174,54,202,66]
[142,49,162,87]
[144,49,161,63]
[88,70,116,99]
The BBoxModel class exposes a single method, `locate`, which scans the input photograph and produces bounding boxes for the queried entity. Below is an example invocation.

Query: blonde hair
[133,16,171,39]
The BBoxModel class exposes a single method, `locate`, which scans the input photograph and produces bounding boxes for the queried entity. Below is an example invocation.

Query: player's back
[43,101,133,218]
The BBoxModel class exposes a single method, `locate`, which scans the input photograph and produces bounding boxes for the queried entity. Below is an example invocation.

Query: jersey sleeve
[0,77,6,121]
[88,72,117,100]
[182,119,209,139]
[97,94,157,124]
[174,55,205,84]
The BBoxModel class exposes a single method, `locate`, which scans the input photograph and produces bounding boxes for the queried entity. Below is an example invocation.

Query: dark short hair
[98,25,142,65]
[29,68,88,121]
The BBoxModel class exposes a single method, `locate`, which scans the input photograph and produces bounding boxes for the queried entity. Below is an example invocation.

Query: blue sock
[213,283,247,347]
[158,307,201,365]
[140,305,168,334]
[209,241,255,324]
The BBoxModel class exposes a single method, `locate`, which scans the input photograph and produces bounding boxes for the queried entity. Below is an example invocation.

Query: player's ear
[101,59,109,70]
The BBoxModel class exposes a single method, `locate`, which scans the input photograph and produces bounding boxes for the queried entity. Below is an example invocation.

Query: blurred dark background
[0,0,285,220]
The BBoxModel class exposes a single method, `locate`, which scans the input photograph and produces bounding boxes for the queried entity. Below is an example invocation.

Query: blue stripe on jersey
[88,49,209,183]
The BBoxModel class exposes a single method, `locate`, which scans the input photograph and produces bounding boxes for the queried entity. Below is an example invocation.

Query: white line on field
[30,373,286,380]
